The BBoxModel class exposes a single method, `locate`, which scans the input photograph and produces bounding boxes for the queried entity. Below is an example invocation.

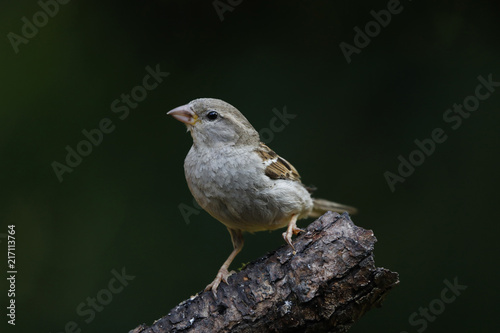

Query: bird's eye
[206,111,219,120]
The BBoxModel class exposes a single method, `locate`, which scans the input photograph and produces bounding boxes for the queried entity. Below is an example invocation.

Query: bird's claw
[282,215,303,254]
[205,267,235,296]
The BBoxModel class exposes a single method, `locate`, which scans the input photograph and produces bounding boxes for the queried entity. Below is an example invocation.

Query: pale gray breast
[184,145,285,228]
[183,144,314,232]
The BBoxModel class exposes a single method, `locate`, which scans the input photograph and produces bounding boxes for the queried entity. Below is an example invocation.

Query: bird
[167,98,356,295]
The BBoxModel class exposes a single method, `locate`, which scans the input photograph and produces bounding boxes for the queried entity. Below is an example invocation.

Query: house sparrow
[167,98,356,295]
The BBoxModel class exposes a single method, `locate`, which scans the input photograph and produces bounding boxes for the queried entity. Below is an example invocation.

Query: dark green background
[1,0,499,332]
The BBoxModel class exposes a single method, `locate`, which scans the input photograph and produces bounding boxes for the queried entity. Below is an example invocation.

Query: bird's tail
[309,198,358,218]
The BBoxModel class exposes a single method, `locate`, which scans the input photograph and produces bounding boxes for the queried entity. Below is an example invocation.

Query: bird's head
[167,98,259,148]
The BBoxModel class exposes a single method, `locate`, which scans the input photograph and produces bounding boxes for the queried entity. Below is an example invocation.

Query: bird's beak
[167,105,199,125]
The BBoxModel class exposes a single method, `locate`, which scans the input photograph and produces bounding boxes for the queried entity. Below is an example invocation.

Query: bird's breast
[185,146,262,200]
[183,145,312,231]
[184,146,279,228]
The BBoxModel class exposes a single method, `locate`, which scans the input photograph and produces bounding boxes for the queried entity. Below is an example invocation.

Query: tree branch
[130,212,399,333]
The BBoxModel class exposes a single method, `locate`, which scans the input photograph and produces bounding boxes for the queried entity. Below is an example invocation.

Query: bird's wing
[255,142,301,182]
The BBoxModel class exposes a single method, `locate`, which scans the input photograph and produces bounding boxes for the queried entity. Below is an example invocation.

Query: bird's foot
[282,214,302,254]
[204,267,235,296]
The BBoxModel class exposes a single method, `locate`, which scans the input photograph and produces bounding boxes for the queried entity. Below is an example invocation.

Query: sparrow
[167,98,357,295]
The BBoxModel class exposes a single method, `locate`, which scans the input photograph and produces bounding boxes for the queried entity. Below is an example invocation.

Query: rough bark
[130,212,399,333]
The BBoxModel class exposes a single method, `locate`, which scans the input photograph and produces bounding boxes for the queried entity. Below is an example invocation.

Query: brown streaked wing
[255,143,301,182]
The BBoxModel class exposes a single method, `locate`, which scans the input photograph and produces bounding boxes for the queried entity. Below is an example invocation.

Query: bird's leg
[282,214,304,254]
[205,228,244,296]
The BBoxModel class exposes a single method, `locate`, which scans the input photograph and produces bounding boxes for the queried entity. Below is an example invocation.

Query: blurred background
[1,0,499,332]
